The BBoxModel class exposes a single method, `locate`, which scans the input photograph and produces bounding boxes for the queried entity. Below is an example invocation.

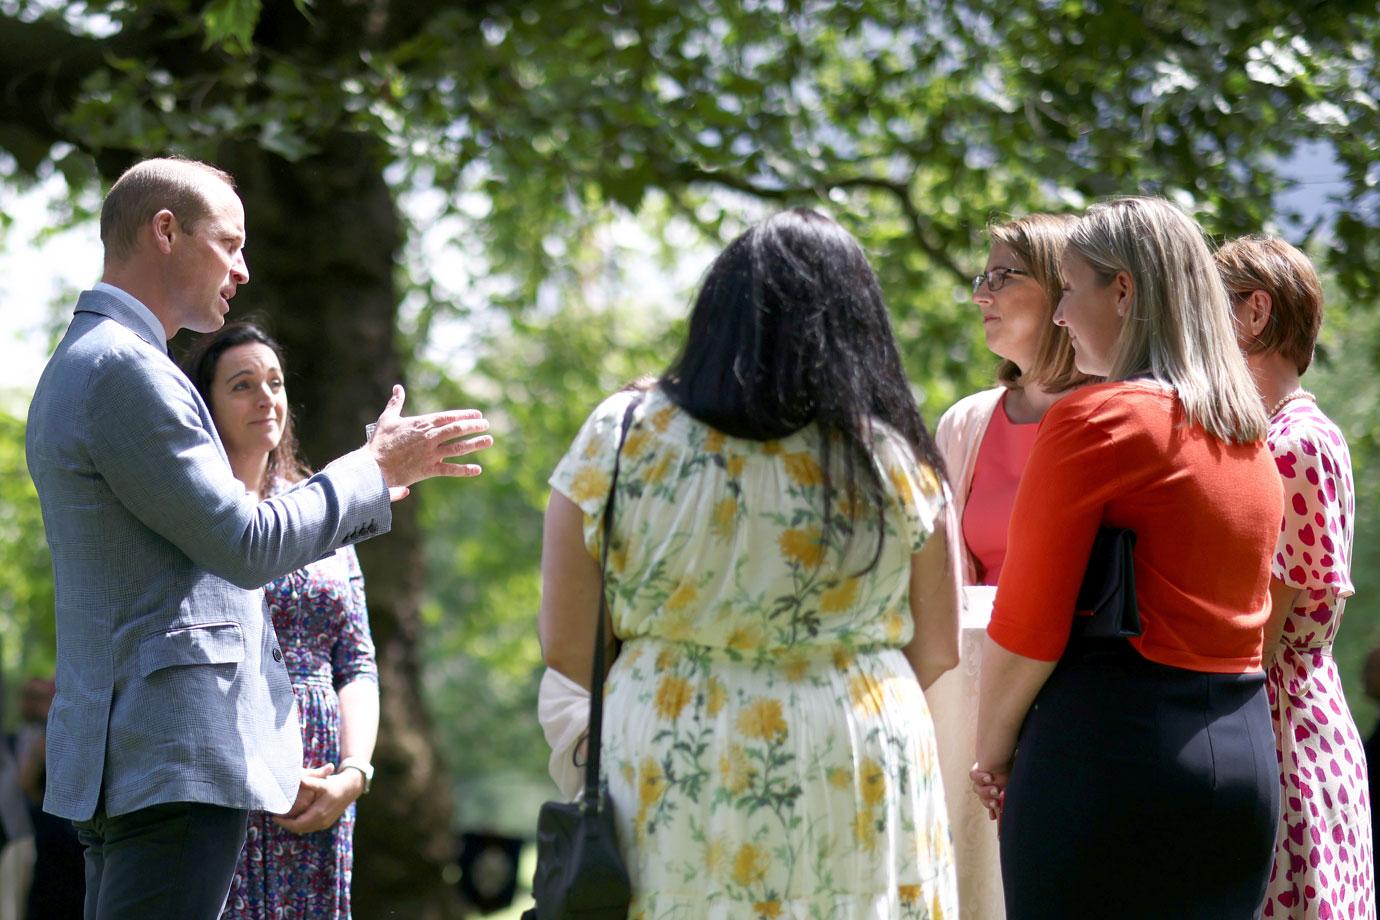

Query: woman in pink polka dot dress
[1219,236,1375,919]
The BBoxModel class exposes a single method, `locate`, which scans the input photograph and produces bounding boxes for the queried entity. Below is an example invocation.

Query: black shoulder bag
[524,397,640,920]
[1074,527,1141,639]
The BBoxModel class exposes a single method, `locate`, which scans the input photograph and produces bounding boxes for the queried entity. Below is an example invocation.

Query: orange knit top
[987,381,1284,673]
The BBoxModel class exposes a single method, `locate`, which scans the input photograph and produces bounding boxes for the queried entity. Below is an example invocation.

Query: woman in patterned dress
[183,322,379,920]
[1217,237,1375,919]
[540,209,962,919]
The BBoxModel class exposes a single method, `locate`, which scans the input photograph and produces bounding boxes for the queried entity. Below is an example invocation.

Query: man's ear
[151,209,178,254]
[1113,270,1135,317]
[1243,290,1273,338]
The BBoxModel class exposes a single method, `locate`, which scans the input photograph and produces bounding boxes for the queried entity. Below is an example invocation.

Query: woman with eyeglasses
[1216,236,1373,920]
[926,214,1093,920]
[972,198,1283,918]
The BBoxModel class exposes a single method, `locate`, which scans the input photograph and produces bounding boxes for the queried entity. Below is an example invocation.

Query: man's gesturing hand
[366,385,493,501]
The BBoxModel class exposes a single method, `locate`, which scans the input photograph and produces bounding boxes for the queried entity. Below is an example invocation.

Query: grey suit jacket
[25,289,392,821]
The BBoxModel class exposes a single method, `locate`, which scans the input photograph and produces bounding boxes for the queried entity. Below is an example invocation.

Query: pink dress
[961,394,1041,586]
[1262,400,1375,919]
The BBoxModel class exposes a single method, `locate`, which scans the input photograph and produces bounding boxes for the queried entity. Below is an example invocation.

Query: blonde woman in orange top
[973,198,1283,919]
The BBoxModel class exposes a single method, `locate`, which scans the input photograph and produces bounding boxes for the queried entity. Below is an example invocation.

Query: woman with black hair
[540,208,961,917]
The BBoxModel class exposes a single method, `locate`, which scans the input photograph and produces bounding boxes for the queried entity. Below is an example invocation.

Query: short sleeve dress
[221,518,378,920]
[549,387,958,920]
[1261,400,1375,919]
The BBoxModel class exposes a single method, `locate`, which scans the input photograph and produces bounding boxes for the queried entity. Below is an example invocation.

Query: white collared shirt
[92,282,168,346]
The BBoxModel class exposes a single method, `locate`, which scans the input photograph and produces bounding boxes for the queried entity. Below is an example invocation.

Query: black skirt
[1000,637,1279,920]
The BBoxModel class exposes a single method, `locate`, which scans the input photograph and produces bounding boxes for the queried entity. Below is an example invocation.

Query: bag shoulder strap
[583,393,643,807]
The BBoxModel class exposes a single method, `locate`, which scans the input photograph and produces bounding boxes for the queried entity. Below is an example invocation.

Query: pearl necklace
[1269,390,1315,419]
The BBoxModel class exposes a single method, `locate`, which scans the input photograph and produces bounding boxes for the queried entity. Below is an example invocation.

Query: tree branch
[0,13,108,169]
[675,164,968,283]
[0,9,214,177]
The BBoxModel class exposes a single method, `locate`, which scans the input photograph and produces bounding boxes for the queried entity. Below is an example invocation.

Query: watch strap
[336,757,373,794]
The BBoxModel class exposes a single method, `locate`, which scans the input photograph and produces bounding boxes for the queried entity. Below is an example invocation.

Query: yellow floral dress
[550,387,957,920]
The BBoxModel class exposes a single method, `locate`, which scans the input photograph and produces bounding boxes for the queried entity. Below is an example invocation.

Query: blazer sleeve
[85,345,391,589]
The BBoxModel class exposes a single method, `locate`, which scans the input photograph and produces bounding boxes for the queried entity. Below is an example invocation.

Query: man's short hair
[100,157,236,263]
[1214,235,1324,375]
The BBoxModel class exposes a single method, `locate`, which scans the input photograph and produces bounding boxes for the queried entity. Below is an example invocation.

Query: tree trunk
[208,135,465,920]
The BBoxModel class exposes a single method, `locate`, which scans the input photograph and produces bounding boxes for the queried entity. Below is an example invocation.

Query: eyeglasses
[972,267,1031,293]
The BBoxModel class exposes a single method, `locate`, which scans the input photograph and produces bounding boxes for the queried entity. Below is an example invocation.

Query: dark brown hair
[181,321,312,489]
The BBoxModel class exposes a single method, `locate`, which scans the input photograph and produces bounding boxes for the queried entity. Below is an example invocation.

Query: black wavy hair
[660,208,944,566]
[180,320,313,489]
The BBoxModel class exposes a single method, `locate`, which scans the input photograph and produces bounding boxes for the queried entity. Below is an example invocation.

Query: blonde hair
[1066,197,1266,444]
[100,157,235,263]
[990,213,1097,392]
[1214,235,1324,375]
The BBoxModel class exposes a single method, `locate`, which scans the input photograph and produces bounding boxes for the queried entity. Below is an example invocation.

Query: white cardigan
[538,668,590,801]
[929,386,1010,920]
[934,387,1006,586]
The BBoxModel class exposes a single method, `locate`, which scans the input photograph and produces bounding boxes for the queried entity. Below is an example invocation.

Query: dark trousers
[1000,639,1279,920]
[28,802,85,920]
[74,801,248,920]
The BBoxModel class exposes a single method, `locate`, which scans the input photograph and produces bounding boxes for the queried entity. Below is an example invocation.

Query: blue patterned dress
[221,536,378,920]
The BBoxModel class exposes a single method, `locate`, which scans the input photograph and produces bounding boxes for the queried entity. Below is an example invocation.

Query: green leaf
[201,0,262,55]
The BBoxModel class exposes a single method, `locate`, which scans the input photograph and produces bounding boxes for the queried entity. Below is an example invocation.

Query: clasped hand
[275,764,364,835]
[366,385,494,501]
[970,762,1010,822]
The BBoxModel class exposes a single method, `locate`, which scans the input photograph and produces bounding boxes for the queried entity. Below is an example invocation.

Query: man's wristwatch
[336,757,374,795]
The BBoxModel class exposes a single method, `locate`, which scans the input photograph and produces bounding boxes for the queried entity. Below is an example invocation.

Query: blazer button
[272,648,283,662]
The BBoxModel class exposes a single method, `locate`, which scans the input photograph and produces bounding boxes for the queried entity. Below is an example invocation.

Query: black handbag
[524,398,641,920]
[1074,527,1142,639]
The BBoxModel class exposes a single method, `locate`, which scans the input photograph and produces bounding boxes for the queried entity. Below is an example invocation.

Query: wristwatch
[336,757,374,795]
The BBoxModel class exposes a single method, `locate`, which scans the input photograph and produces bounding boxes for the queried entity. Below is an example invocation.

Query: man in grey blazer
[25,157,493,920]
